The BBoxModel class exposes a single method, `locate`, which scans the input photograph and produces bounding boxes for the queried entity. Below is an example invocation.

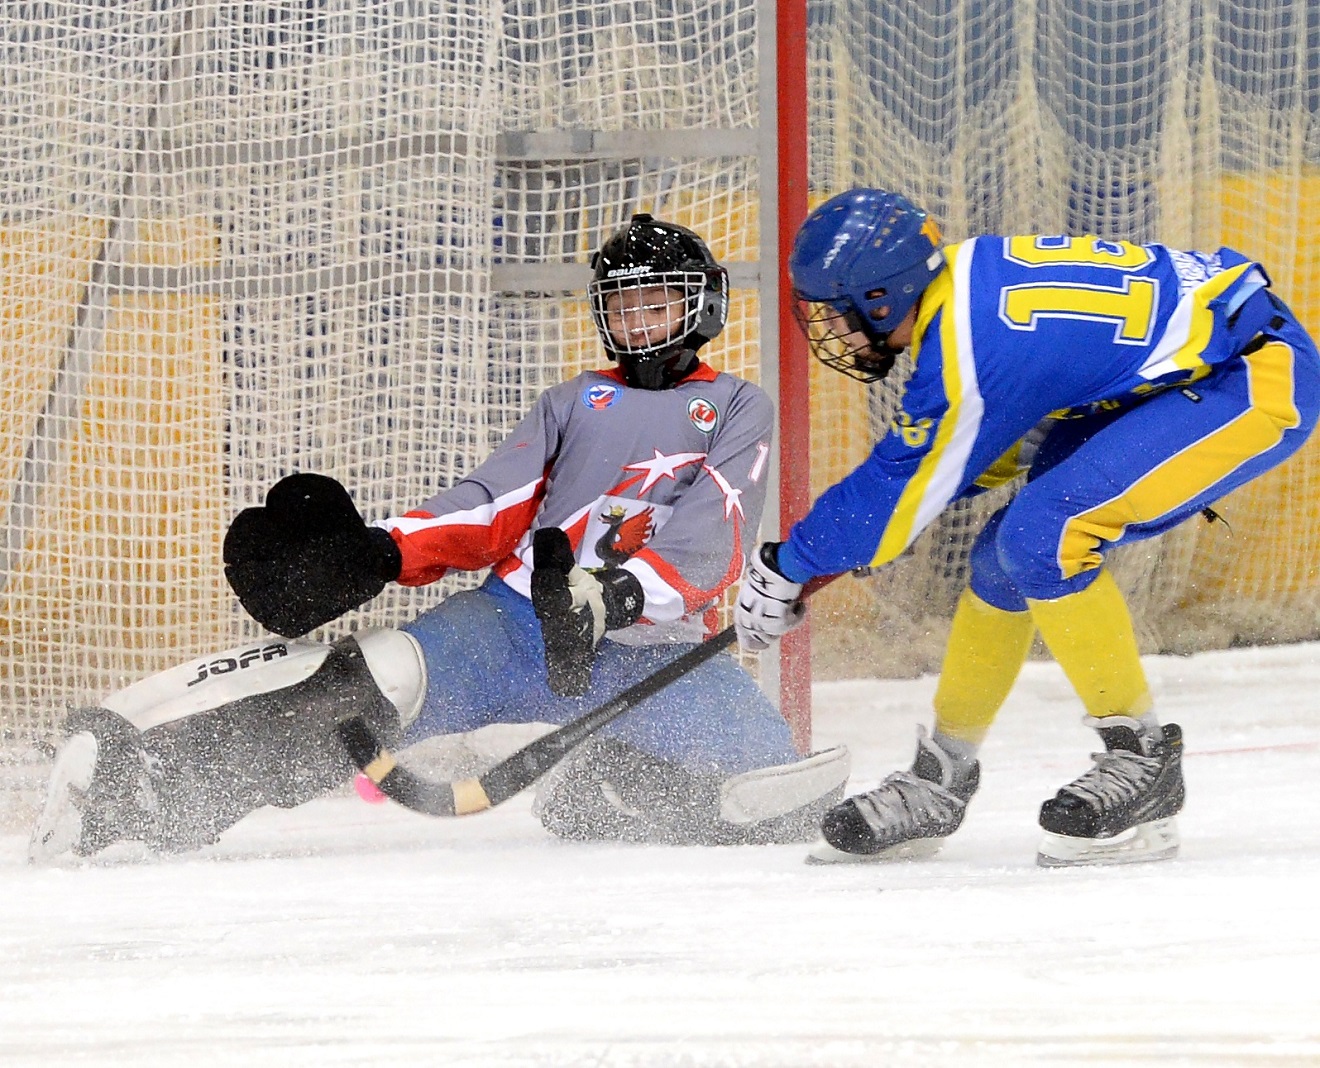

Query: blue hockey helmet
[788,189,944,381]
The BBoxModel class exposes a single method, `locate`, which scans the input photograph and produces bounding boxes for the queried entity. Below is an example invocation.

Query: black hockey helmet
[588,213,729,390]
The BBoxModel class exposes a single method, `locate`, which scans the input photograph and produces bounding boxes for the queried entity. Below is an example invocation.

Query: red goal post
[772,0,814,751]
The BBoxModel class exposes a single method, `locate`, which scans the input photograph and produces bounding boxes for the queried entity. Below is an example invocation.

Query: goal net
[1,0,1317,748]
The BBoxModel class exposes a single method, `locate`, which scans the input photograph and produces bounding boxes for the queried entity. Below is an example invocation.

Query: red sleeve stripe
[486,508,596,594]
[380,478,546,585]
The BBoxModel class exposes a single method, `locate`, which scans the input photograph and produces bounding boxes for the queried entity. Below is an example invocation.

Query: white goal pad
[719,746,851,825]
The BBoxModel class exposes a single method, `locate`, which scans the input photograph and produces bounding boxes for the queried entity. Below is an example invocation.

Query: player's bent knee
[139,633,411,851]
[993,515,1097,602]
[998,551,1098,602]
[353,628,427,729]
[966,508,1027,612]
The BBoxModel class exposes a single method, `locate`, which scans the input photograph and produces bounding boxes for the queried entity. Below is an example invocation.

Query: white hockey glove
[532,527,644,697]
[735,542,807,652]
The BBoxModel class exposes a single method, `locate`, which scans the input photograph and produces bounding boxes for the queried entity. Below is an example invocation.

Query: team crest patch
[583,383,622,410]
[687,397,718,433]
[580,496,675,569]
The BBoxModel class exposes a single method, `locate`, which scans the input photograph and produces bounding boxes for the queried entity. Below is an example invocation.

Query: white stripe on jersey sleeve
[373,478,543,535]
[911,241,985,539]
[618,556,686,623]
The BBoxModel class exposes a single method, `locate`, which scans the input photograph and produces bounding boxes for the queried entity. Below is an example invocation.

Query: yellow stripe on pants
[1058,341,1301,579]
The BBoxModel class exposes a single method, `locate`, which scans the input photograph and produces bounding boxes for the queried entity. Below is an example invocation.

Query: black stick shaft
[338,572,837,817]
[477,627,737,805]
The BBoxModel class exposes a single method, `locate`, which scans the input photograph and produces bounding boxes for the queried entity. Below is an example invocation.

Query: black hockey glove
[223,473,402,638]
[531,526,644,698]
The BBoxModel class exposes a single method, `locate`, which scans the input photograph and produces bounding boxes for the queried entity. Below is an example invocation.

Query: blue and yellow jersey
[779,234,1276,579]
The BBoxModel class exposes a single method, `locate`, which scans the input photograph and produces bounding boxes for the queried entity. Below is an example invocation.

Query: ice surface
[3,643,1319,1066]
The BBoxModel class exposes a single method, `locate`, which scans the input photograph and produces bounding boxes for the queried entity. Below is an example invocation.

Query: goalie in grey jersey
[31,215,849,861]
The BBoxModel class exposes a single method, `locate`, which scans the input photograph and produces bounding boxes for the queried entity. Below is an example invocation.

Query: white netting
[1,0,1318,745]
[0,0,764,744]
[1,0,506,740]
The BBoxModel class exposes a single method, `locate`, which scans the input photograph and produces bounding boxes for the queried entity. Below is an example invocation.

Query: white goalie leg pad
[96,629,426,735]
[28,732,98,863]
[1036,817,1180,868]
[718,745,851,825]
[352,628,427,730]
[103,639,331,732]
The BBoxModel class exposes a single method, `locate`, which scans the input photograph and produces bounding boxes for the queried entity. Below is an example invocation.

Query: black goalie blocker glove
[223,473,402,638]
[531,527,644,698]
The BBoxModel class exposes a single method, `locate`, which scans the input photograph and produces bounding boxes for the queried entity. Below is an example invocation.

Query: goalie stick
[337,574,838,817]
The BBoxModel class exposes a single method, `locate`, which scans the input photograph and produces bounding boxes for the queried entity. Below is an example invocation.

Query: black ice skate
[1036,716,1184,867]
[807,727,979,864]
[28,708,159,862]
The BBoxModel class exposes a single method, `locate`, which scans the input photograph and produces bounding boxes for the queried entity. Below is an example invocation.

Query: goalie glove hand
[531,527,644,698]
[735,542,806,652]
[223,473,402,638]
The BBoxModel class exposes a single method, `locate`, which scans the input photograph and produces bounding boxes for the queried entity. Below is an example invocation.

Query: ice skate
[1037,717,1184,868]
[28,708,158,862]
[807,727,979,864]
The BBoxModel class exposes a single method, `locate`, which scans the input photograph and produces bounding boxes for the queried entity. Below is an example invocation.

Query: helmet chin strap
[876,332,909,358]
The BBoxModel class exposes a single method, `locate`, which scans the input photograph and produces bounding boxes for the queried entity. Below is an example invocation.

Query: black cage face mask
[792,297,897,383]
[588,215,728,389]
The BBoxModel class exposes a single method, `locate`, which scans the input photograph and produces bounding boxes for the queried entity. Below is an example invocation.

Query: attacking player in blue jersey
[735,188,1320,866]
[30,215,849,861]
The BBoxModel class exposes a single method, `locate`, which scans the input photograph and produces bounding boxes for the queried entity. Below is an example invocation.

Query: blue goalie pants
[401,575,799,776]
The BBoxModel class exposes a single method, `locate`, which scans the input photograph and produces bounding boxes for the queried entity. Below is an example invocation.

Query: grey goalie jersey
[375,362,774,645]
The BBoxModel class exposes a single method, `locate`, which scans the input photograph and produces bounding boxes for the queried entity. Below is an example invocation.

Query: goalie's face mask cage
[589,213,729,391]
[598,281,699,355]
[788,187,945,382]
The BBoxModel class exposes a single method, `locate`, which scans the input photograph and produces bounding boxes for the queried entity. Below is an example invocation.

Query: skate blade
[805,836,946,865]
[1036,817,1180,868]
[27,732,97,864]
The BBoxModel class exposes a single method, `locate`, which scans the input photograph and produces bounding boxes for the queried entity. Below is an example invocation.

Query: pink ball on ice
[354,773,387,804]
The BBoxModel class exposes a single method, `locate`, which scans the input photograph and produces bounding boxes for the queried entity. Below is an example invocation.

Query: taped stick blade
[335,717,457,817]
